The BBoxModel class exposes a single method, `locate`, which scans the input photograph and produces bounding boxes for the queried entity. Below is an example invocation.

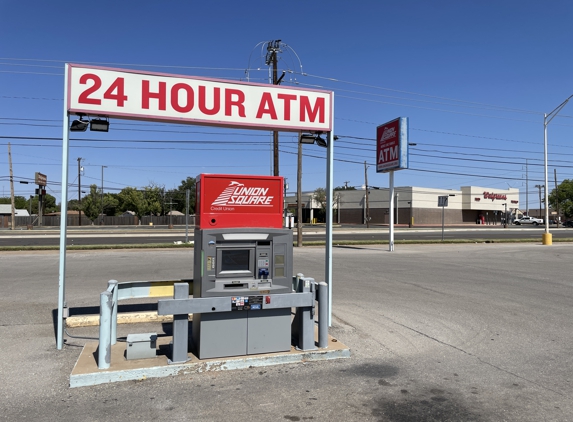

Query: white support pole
[389,171,395,252]
[326,128,334,326]
[57,64,70,350]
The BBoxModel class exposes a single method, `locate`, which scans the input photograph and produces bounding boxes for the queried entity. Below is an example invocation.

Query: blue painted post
[108,280,118,345]
[98,291,113,369]
[318,282,328,348]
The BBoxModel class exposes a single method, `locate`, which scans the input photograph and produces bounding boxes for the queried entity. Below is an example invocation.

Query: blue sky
[1,0,572,213]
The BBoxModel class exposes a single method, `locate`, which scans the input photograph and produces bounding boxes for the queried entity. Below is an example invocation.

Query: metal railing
[97,275,328,369]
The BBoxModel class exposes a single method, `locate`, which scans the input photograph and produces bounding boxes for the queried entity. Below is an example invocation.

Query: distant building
[285,185,521,225]
[0,204,29,217]
[0,204,30,228]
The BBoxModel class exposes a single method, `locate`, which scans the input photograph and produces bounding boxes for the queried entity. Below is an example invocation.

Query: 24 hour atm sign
[67,64,332,132]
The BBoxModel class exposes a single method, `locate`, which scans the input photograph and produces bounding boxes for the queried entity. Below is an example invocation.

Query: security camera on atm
[193,174,293,299]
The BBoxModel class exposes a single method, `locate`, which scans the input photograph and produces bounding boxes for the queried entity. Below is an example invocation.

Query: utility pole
[364,161,370,228]
[101,165,107,225]
[166,198,176,229]
[265,40,285,176]
[344,181,350,189]
[525,159,529,215]
[535,184,543,219]
[77,157,82,226]
[283,178,288,227]
[185,189,190,242]
[395,192,399,225]
[297,137,303,247]
[8,143,15,230]
[554,169,559,227]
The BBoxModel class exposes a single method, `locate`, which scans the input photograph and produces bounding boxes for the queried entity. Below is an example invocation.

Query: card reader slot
[223,283,249,289]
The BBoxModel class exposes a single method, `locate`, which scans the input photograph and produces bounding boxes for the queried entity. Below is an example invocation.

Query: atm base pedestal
[193,308,291,359]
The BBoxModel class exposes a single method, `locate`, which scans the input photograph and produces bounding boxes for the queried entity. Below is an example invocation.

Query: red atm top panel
[196,174,284,229]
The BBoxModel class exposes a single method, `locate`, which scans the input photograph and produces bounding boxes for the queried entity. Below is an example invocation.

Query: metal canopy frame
[56,63,334,349]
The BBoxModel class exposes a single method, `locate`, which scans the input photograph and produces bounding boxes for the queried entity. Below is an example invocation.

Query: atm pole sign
[376,117,409,173]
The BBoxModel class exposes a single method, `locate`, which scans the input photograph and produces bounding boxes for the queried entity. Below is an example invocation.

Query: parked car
[513,216,543,226]
[563,221,573,228]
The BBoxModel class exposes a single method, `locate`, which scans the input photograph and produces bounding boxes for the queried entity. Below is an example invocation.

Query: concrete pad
[70,334,350,388]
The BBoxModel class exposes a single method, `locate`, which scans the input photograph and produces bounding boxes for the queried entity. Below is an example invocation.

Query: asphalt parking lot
[1,243,572,421]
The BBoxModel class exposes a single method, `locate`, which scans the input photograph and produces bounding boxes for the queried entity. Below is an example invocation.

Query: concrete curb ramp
[70,335,350,388]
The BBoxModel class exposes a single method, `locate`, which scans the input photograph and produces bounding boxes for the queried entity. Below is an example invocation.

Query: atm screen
[217,247,255,277]
[221,249,250,272]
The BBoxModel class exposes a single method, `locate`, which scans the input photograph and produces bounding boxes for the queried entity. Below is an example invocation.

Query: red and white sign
[376,117,409,173]
[196,174,284,229]
[67,64,332,132]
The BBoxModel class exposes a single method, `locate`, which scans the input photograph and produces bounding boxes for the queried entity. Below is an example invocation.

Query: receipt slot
[192,174,294,359]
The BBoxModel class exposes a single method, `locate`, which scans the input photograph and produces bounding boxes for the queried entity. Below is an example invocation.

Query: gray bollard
[108,280,118,345]
[318,282,328,348]
[170,282,189,364]
[297,276,316,351]
[98,290,113,369]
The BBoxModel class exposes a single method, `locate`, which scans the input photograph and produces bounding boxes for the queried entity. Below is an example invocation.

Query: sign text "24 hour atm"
[67,64,333,132]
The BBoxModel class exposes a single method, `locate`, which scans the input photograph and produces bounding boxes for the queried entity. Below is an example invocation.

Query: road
[1,244,572,421]
[1,225,572,246]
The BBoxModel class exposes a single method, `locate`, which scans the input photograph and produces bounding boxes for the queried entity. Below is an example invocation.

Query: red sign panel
[196,174,284,229]
[376,117,409,173]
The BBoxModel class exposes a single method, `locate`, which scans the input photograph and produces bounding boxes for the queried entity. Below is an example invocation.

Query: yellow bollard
[542,233,553,245]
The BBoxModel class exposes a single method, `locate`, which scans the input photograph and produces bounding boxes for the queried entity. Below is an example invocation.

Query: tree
[117,187,146,218]
[549,179,573,219]
[312,187,330,223]
[334,185,356,191]
[102,193,119,216]
[117,185,163,219]
[81,185,102,221]
[166,177,196,214]
[313,188,328,212]
[143,185,163,216]
[0,196,27,209]
[67,199,81,211]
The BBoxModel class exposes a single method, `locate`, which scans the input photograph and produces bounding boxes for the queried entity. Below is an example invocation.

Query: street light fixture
[299,132,337,148]
[69,114,109,132]
[543,94,573,245]
[300,134,318,144]
[70,115,89,132]
[90,118,109,132]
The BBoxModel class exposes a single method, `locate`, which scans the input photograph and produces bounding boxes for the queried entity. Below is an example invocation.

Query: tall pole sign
[376,117,409,252]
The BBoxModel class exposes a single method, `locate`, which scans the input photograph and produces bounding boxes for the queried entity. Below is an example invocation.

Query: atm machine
[192,174,294,359]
